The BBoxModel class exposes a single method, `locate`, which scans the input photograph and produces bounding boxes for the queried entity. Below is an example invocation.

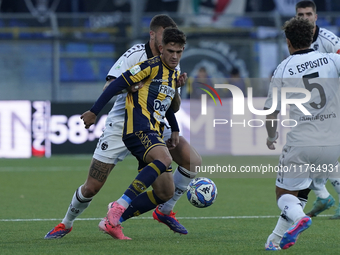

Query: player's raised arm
[89,75,130,116]
[80,75,130,128]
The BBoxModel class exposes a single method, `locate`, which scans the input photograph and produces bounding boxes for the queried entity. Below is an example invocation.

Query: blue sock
[120,190,165,222]
[123,160,167,203]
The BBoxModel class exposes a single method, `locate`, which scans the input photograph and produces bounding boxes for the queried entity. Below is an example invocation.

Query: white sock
[117,194,131,209]
[277,194,305,223]
[329,178,340,199]
[61,186,92,229]
[314,186,331,199]
[298,197,307,210]
[267,215,293,245]
[158,166,197,215]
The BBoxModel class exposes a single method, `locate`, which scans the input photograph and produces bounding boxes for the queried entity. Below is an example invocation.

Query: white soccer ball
[187,177,217,208]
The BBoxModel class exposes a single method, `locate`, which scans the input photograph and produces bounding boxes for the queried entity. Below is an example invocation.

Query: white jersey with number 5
[264,49,340,147]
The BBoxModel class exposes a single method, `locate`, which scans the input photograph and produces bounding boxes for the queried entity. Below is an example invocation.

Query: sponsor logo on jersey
[129,65,141,75]
[158,85,175,98]
[153,96,172,122]
[115,60,124,70]
[152,79,168,83]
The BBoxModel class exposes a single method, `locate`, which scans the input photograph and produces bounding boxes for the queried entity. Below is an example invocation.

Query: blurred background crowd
[0,0,339,102]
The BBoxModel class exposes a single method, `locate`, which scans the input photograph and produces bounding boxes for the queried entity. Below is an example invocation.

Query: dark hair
[150,14,177,32]
[283,17,313,49]
[162,28,186,46]
[296,0,316,13]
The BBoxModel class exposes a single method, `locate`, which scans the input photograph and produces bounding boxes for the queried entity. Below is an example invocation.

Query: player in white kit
[44,15,201,240]
[295,0,340,219]
[264,17,340,250]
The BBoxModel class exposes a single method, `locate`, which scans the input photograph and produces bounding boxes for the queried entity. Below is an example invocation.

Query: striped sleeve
[122,61,152,85]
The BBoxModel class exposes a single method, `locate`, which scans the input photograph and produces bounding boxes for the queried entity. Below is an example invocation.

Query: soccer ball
[187,177,217,208]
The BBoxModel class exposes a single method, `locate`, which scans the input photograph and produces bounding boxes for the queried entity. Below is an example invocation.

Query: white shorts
[162,124,183,141]
[163,125,171,141]
[276,145,340,191]
[93,119,130,165]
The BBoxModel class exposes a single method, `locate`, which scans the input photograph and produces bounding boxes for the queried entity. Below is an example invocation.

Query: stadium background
[2,2,340,254]
[1,0,339,157]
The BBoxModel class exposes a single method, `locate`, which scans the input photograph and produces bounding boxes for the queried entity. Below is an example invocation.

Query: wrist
[267,132,278,142]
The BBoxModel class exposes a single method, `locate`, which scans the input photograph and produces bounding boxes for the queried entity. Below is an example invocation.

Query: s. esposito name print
[213,118,297,127]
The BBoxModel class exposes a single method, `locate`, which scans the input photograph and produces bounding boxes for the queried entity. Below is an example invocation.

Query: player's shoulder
[143,55,162,67]
[318,27,340,45]
[122,44,147,62]
[276,55,295,72]
[319,27,338,37]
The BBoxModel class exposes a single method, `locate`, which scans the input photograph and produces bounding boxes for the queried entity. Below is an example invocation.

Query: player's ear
[315,13,318,22]
[159,44,163,54]
[150,30,155,40]
[286,38,293,53]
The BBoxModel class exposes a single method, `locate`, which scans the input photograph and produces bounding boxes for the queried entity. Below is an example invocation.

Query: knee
[159,155,172,169]
[82,183,102,198]
[192,153,202,167]
[182,154,202,173]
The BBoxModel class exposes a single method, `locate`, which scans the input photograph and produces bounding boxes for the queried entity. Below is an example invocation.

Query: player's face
[160,42,184,69]
[153,27,165,55]
[296,7,317,27]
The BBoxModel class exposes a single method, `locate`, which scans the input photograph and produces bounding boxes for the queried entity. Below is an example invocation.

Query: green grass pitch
[0,155,339,255]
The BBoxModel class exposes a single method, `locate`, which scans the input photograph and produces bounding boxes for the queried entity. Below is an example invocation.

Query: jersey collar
[292,49,314,55]
[145,41,154,59]
[312,25,319,43]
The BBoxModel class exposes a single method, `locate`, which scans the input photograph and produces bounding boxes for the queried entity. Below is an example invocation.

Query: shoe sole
[280,217,312,249]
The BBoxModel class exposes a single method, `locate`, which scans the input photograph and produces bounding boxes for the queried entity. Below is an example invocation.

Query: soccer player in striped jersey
[44,15,200,240]
[264,17,340,250]
[82,27,186,239]
[295,0,340,219]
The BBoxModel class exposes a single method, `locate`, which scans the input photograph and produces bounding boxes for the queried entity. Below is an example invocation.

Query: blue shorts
[123,130,166,168]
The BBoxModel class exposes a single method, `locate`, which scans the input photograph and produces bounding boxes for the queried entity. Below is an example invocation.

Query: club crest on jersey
[158,85,175,98]
[129,65,141,75]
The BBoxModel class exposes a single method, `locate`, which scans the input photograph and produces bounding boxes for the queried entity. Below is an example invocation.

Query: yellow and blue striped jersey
[121,55,179,136]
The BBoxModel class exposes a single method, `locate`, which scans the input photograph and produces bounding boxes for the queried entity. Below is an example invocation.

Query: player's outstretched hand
[127,81,144,93]
[80,110,97,129]
[176,72,187,88]
[166,131,179,150]
[266,132,279,150]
